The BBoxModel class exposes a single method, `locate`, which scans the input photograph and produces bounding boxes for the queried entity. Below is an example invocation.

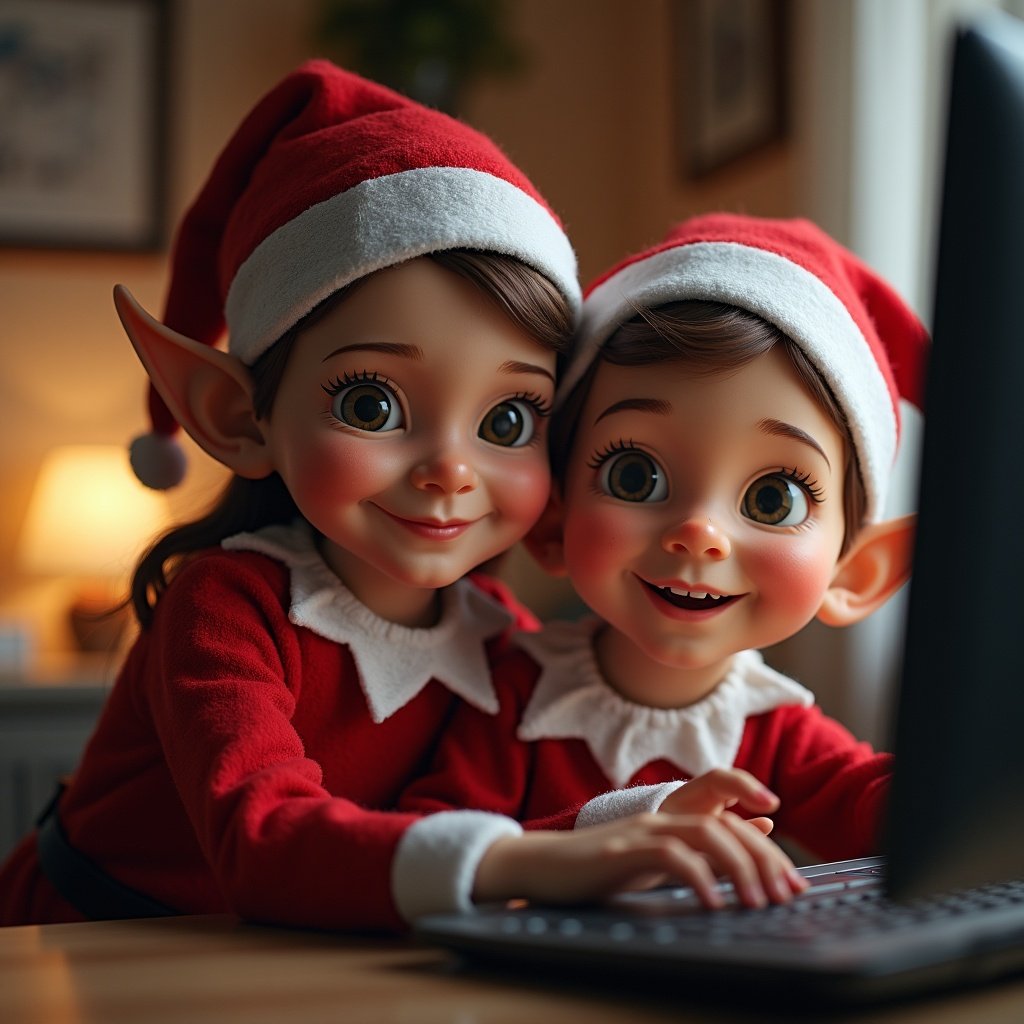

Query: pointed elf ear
[522,490,569,577]
[816,513,917,627]
[114,285,274,481]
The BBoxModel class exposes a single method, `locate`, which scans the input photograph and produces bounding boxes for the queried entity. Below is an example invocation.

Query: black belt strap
[36,787,178,920]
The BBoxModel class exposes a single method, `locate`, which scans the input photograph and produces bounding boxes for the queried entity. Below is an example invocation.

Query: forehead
[579,347,844,455]
[290,257,556,369]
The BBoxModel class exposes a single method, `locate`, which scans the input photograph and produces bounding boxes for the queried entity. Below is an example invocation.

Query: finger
[671,769,779,817]
[590,837,726,908]
[748,816,774,835]
[649,839,727,909]
[700,769,780,813]
[665,815,769,908]
[719,813,802,904]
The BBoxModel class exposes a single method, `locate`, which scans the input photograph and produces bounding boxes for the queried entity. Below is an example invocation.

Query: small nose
[662,515,731,560]
[410,455,479,495]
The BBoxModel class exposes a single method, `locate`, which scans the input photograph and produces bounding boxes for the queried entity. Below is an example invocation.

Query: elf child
[0,69,789,931]
[396,214,929,910]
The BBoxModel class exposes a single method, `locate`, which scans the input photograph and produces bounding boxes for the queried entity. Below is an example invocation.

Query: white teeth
[666,587,722,600]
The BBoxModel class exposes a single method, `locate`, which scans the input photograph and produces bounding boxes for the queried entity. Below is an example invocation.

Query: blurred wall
[0,0,807,652]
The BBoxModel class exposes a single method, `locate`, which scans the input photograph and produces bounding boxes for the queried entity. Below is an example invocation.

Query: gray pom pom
[129,433,187,490]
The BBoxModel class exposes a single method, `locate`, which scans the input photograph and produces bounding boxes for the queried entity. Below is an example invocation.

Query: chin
[390,562,470,591]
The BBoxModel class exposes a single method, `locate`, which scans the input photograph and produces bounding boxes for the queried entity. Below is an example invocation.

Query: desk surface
[3,914,1024,1024]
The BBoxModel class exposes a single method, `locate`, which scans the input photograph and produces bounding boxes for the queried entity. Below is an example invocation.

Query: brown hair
[130,250,574,628]
[551,300,866,554]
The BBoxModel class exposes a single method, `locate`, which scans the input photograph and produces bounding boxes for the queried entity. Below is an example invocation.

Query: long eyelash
[321,369,392,396]
[586,438,636,469]
[781,466,826,503]
[509,390,553,418]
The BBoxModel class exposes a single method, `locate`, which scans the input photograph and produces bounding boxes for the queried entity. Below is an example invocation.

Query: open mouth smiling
[641,580,742,612]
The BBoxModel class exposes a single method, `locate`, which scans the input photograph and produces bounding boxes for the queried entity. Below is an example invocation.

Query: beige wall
[0,0,807,651]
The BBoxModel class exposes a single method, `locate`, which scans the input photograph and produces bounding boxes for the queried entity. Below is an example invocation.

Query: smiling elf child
[397,214,929,912]
[0,68,793,931]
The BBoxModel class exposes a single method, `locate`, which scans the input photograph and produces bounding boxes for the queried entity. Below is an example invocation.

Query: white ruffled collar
[515,618,813,787]
[222,521,512,723]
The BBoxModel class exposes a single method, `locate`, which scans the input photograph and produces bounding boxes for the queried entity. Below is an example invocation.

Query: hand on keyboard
[472,811,808,912]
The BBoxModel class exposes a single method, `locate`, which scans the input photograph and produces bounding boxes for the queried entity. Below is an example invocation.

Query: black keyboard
[417,862,1024,1003]
[598,877,1024,945]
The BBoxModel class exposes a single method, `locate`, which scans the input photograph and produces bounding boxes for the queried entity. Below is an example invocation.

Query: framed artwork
[0,0,169,250]
[675,0,788,178]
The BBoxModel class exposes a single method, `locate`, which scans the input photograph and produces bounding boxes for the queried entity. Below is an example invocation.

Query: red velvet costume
[0,523,537,931]
[400,618,894,862]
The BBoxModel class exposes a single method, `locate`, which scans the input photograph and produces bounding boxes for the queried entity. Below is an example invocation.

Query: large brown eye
[330,382,403,432]
[742,474,809,526]
[479,400,536,447]
[601,451,667,503]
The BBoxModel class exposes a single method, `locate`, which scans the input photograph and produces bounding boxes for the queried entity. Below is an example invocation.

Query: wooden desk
[2,914,1024,1023]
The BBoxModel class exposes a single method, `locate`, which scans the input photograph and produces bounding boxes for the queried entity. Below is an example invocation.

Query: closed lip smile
[377,506,478,540]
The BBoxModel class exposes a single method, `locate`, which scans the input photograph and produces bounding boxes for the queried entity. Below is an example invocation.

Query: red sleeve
[141,554,420,932]
[750,705,893,861]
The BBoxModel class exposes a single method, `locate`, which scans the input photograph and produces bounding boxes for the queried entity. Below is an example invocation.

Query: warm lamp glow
[19,445,170,579]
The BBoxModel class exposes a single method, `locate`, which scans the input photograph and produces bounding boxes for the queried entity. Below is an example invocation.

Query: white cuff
[392,811,523,922]
[575,782,687,828]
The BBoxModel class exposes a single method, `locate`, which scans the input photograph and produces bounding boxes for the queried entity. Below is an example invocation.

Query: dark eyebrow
[594,397,672,425]
[499,359,555,384]
[758,417,831,469]
[322,342,422,363]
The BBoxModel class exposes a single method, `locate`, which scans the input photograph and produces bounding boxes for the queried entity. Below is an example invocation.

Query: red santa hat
[130,59,581,489]
[564,213,930,525]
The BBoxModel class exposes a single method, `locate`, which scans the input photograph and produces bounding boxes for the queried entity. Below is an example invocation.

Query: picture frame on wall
[675,0,788,178]
[0,0,169,251]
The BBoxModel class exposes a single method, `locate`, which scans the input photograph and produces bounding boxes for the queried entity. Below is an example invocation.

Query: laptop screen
[885,10,1024,900]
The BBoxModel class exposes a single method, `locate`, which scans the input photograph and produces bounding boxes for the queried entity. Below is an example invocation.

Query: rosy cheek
[285,434,392,510]
[489,457,552,529]
[745,536,837,617]
[562,503,639,585]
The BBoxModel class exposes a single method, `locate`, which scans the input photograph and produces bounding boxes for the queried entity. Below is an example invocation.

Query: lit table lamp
[19,445,171,652]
